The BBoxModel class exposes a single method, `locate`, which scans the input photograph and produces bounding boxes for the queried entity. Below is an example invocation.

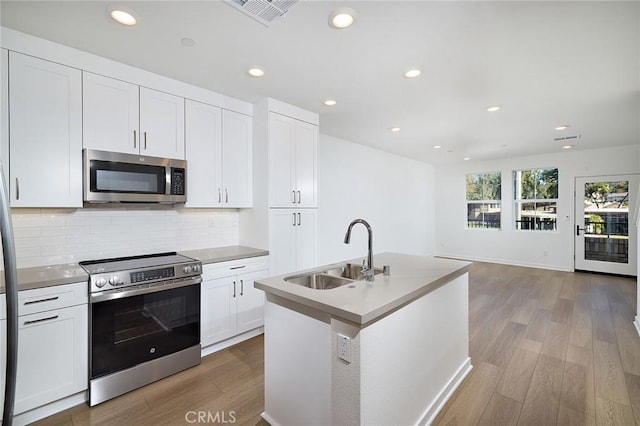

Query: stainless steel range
[80,252,202,406]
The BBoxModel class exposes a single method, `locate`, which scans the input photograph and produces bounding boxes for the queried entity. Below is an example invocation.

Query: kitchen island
[254,252,472,425]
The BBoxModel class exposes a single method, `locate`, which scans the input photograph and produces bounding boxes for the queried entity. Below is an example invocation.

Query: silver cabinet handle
[24,296,59,305]
[15,178,19,200]
[297,212,301,226]
[297,190,301,204]
[292,212,296,226]
[24,315,58,326]
[144,131,147,150]
[230,265,246,270]
[225,189,229,203]
[292,190,296,204]
[218,188,222,203]
[240,279,244,296]
[232,281,236,298]
[133,130,137,149]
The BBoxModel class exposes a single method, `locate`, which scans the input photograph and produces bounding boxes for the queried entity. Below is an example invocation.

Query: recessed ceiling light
[329,8,356,29]
[323,99,337,107]
[390,127,400,132]
[404,69,421,79]
[562,145,574,149]
[433,145,441,149]
[181,38,196,47]
[248,67,265,77]
[555,125,570,131]
[110,9,137,26]
[463,157,471,161]
[486,105,501,112]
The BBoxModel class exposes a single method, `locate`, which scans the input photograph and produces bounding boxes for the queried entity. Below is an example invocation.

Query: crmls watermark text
[185,410,237,424]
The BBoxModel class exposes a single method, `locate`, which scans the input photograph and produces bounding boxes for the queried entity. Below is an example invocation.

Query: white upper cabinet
[185,100,222,207]
[83,72,139,155]
[185,100,252,208]
[9,52,82,207]
[83,72,185,159]
[139,87,185,159]
[269,112,318,208]
[222,110,252,207]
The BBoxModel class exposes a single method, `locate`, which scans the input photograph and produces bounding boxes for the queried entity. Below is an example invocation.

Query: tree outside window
[513,168,558,231]
[466,172,501,229]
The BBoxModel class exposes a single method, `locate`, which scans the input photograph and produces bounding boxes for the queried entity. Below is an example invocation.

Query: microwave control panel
[171,168,185,195]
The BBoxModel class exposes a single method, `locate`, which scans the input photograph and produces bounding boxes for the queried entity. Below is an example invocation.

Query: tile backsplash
[9,207,239,268]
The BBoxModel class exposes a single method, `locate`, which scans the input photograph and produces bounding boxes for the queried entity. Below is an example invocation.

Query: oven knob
[193,264,201,273]
[95,278,107,288]
[109,276,120,285]
[183,265,193,274]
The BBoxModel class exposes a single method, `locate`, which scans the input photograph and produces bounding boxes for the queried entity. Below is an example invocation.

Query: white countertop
[255,253,472,325]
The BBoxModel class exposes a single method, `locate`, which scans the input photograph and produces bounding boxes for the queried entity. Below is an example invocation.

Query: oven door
[90,280,200,380]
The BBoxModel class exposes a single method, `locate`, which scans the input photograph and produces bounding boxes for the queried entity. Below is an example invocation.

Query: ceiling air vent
[553,135,582,142]
[225,0,299,26]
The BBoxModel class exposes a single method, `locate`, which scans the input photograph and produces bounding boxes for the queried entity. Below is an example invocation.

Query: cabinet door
[1,49,8,186]
[139,87,185,159]
[296,209,318,271]
[185,100,222,207]
[269,112,296,207]
[237,269,268,334]
[294,121,318,208]
[222,110,252,208]
[269,209,298,276]
[83,72,139,154]
[9,52,82,207]
[15,304,87,415]
[201,276,237,346]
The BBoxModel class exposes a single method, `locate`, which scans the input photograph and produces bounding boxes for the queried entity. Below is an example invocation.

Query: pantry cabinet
[269,112,318,208]
[201,256,268,347]
[83,72,185,159]
[185,100,252,208]
[269,209,317,276]
[9,52,82,207]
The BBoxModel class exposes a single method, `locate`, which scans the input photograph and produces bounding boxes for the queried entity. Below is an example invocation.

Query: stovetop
[80,252,194,274]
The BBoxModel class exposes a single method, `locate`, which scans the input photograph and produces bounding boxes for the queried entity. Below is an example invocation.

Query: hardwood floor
[434,262,639,426]
[36,262,638,425]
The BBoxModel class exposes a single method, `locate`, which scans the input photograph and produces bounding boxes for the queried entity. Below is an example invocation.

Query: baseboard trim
[13,392,86,426]
[419,357,473,425]
[201,327,264,357]
[261,411,281,426]
[436,253,571,272]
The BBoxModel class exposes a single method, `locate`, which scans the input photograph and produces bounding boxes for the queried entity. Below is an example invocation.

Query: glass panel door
[575,175,639,275]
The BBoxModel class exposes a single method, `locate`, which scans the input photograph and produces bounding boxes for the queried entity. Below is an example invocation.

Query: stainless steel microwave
[83,149,186,204]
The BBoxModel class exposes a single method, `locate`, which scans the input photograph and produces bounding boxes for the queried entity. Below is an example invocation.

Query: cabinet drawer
[203,256,269,280]
[19,282,87,316]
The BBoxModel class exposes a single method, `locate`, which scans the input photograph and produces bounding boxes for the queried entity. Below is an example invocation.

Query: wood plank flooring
[36,262,639,426]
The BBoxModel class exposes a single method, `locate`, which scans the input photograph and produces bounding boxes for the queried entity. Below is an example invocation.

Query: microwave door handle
[133,130,137,149]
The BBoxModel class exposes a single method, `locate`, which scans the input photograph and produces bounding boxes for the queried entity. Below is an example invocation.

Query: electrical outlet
[338,334,351,363]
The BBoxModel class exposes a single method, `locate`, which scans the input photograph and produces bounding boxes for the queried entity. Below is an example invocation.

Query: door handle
[297,212,301,226]
[292,190,296,204]
[24,315,59,326]
[576,225,587,236]
[240,279,244,296]
[297,190,301,204]
[218,188,222,203]
[144,131,147,150]
[133,130,137,149]
[292,213,296,226]
[225,188,229,203]
[15,178,19,200]
[232,281,236,298]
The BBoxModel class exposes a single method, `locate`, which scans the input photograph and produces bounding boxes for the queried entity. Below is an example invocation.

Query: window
[513,168,558,231]
[466,172,501,229]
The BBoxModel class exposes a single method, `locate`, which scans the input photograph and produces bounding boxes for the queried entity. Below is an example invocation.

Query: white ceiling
[1,1,638,165]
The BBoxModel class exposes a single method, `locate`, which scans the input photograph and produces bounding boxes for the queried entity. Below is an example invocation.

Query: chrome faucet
[343,219,374,282]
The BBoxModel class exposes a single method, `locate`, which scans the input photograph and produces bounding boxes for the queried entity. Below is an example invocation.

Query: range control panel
[88,261,201,293]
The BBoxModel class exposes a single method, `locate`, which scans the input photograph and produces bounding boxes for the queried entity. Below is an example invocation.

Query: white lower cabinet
[3,282,88,417]
[201,256,269,347]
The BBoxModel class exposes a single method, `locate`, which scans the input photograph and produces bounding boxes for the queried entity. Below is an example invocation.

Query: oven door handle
[90,276,202,303]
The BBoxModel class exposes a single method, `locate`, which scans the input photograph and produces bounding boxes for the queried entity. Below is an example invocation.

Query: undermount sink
[285,273,353,290]
[284,263,384,290]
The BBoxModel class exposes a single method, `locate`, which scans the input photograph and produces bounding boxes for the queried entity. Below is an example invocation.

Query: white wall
[9,207,239,268]
[317,134,434,265]
[435,145,640,271]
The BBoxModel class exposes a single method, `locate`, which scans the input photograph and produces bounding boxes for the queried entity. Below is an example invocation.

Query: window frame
[466,171,502,230]
[513,167,559,232]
